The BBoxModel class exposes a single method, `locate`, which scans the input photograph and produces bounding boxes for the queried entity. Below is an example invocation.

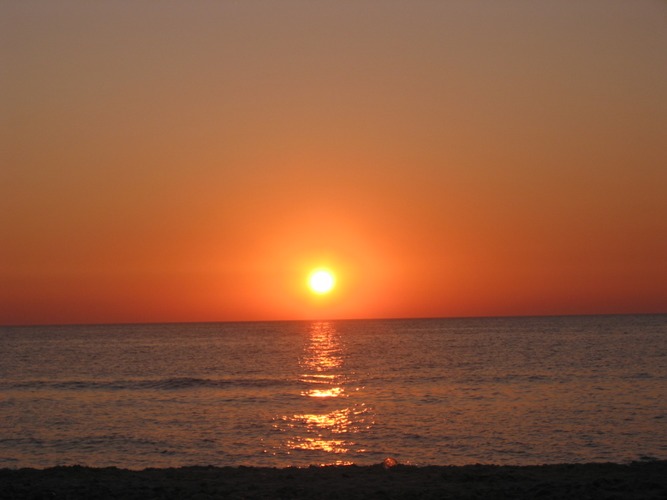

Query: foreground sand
[2,461,666,499]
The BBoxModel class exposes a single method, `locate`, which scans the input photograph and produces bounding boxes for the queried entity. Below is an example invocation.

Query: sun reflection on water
[298,321,346,399]
[301,321,344,373]
[303,387,343,398]
[272,321,374,461]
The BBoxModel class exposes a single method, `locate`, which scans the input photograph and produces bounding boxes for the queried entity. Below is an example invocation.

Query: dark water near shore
[1,315,666,469]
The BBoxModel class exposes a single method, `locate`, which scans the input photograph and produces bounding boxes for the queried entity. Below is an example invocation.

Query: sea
[1,315,666,469]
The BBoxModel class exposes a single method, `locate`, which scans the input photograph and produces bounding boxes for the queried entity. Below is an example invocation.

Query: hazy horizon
[3,311,666,329]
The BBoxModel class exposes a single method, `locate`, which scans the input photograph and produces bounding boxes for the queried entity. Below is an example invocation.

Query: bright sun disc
[308,270,335,294]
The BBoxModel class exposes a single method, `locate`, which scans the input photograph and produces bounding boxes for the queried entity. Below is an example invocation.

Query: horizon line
[2,311,665,329]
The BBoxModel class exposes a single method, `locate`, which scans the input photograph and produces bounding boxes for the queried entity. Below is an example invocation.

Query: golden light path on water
[272,321,374,463]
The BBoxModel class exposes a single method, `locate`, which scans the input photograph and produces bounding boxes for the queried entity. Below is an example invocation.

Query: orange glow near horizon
[1,1,666,325]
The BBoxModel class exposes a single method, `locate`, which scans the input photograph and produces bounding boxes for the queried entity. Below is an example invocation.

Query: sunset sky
[2,1,666,325]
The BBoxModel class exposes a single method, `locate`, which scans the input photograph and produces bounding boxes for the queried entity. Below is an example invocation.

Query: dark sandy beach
[2,461,666,499]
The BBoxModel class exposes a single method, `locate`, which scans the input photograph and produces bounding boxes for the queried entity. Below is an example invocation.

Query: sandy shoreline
[1,461,666,499]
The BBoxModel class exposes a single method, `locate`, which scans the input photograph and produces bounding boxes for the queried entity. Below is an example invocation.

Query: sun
[308,269,336,295]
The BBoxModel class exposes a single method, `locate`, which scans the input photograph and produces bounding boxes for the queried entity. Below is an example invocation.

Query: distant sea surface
[1,315,666,469]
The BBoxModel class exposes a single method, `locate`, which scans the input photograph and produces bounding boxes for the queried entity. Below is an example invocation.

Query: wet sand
[2,461,666,499]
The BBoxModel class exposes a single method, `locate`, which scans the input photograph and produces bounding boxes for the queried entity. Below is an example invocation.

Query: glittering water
[1,315,666,469]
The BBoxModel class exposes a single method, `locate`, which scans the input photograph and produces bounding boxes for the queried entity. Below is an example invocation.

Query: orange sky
[2,1,666,325]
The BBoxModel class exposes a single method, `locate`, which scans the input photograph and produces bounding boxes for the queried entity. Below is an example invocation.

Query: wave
[2,376,293,392]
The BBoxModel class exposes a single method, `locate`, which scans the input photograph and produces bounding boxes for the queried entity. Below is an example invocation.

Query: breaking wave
[3,376,292,392]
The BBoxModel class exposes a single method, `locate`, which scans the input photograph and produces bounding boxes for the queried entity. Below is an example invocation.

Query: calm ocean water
[1,315,666,469]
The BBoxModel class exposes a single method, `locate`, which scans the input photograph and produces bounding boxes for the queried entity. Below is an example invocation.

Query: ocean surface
[1,315,666,469]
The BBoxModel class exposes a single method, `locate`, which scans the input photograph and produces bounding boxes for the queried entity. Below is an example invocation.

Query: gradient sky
[2,1,666,325]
